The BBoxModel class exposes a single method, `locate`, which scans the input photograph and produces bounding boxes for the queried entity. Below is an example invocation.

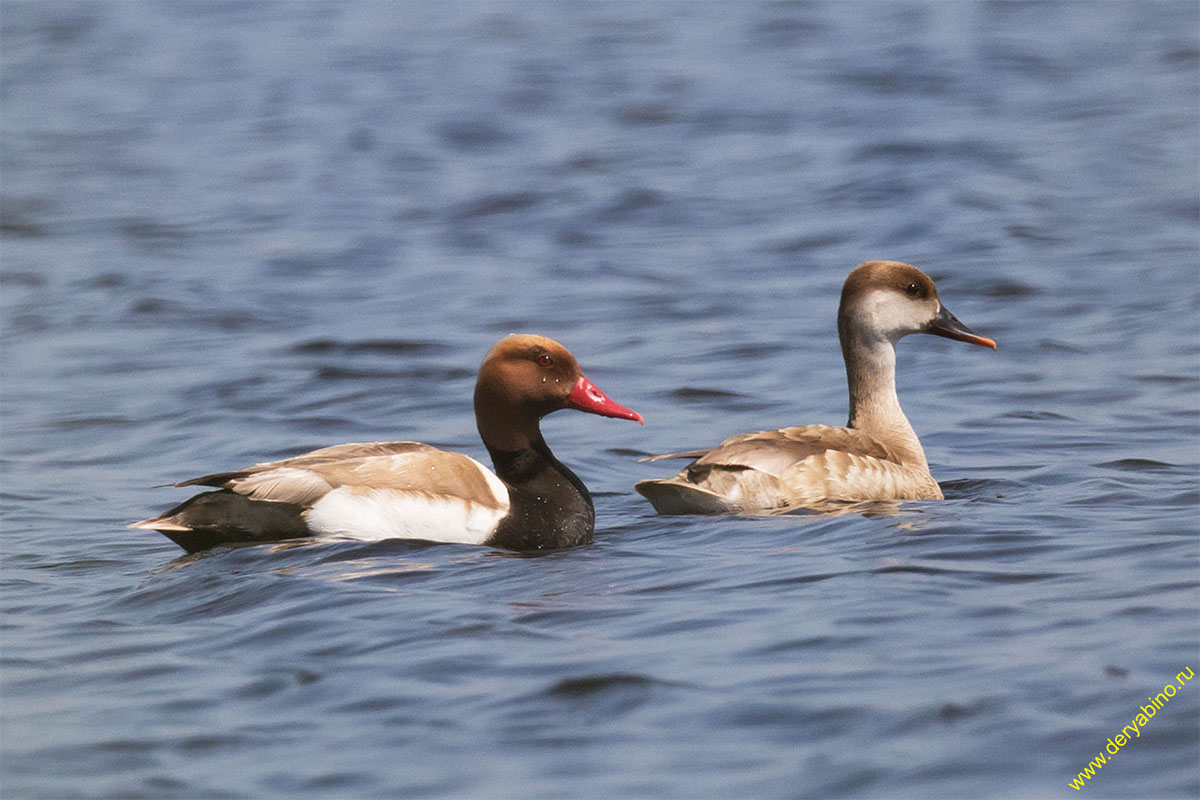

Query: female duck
[635,261,995,514]
[133,334,643,551]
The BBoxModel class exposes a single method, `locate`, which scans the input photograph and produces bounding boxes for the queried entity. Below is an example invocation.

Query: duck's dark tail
[130,490,310,553]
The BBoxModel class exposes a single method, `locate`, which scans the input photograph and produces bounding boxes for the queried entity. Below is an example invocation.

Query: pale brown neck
[840,329,927,467]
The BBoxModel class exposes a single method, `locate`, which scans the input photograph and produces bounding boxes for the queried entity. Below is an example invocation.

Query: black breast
[484,441,595,550]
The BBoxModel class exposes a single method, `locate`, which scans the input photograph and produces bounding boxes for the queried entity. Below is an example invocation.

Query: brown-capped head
[838,260,996,350]
[474,334,642,452]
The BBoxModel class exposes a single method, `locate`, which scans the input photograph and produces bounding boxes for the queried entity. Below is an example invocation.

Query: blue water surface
[2,2,1198,798]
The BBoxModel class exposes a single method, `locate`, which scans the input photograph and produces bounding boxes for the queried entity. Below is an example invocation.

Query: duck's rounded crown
[840,260,996,349]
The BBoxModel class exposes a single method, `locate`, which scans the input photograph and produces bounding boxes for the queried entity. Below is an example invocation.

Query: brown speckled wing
[688,425,894,476]
[639,425,937,511]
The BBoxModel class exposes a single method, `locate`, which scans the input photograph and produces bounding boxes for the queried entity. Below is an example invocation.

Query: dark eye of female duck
[537,353,554,367]
[904,282,921,297]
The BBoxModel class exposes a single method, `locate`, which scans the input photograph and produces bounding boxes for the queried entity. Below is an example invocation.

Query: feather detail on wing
[636,425,940,513]
[174,442,439,488]
[170,441,509,512]
[638,450,712,463]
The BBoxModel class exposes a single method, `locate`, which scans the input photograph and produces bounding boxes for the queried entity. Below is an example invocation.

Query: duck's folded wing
[297,448,511,544]
[174,442,437,488]
[639,449,711,462]
[306,449,508,510]
[670,425,892,478]
[636,426,909,513]
[172,441,508,510]
[138,442,511,547]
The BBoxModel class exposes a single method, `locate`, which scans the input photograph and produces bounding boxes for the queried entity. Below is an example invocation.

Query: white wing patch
[304,485,510,545]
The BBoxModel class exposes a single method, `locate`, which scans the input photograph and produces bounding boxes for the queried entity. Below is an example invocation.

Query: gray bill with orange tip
[926,304,997,350]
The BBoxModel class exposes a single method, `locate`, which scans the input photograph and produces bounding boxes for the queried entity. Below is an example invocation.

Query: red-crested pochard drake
[132,334,643,552]
[635,260,995,514]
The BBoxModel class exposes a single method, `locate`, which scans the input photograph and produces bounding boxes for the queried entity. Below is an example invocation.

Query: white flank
[304,486,509,545]
[476,459,510,504]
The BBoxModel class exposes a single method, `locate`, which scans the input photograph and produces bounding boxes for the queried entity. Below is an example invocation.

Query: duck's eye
[904,283,920,297]
[537,353,554,367]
